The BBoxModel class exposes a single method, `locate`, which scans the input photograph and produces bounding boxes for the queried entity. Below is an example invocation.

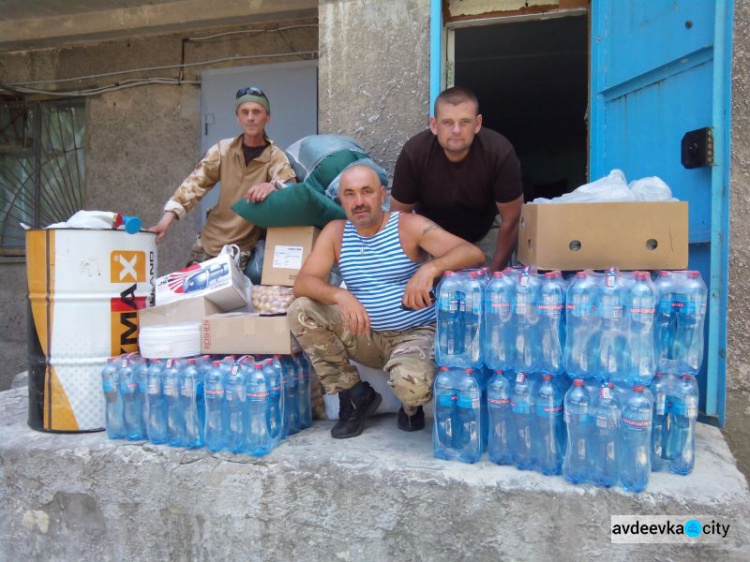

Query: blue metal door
[590,0,734,425]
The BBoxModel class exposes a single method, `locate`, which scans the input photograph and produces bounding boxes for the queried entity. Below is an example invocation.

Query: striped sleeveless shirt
[339,212,436,331]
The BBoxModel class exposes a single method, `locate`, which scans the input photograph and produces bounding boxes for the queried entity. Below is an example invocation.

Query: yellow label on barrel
[110,250,146,283]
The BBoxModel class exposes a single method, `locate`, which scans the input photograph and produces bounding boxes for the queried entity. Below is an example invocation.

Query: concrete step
[1,385,749,561]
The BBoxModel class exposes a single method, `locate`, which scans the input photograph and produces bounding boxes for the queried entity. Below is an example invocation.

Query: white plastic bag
[536,169,634,204]
[629,176,675,201]
[47,210,142,233]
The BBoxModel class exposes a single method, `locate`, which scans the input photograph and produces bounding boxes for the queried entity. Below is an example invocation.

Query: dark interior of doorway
[455,15,588,201]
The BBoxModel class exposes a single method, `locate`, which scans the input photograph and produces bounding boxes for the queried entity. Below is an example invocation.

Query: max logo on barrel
[109,250,149,356]
[110,251,146,283]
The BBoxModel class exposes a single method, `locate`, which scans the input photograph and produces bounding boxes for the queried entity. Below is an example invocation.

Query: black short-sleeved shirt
[392,128,523,243]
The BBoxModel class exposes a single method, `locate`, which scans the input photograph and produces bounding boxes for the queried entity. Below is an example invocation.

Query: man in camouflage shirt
[149,87,296,267]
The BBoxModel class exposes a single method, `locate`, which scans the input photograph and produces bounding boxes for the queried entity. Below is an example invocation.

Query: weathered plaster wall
[728,0,750,394]
[318,0,431,177]
[723,0,750,477]
[0,18,317,390]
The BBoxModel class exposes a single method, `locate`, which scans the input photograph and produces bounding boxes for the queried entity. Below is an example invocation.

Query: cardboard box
[517,201,688,271]
[201,312,301,355]
[261,226,320,286]
[139,295,222,328]
[155,252,249,311]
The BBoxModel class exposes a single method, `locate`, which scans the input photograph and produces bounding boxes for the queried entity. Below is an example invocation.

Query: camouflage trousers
[287,297,437,412]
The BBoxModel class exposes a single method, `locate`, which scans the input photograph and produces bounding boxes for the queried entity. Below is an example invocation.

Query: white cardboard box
[155,252,249,311]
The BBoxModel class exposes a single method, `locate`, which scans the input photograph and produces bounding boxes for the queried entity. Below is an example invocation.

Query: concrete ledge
[1,385,749,561]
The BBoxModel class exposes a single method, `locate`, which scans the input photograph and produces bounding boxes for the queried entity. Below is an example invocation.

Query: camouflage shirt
[164,135,296,256]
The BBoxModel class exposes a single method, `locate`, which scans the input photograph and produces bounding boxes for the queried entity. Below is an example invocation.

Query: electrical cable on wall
[0,24,318,98]
[185,24,317,43]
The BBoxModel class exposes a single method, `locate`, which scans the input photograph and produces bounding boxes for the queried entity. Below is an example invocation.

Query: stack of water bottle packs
[101,352,314,456]
[433,266,707,492]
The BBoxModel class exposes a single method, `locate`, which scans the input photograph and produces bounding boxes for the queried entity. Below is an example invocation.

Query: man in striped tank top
[288,164,485,439]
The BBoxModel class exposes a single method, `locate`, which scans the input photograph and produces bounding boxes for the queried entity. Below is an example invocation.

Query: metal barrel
[26,228,157,432]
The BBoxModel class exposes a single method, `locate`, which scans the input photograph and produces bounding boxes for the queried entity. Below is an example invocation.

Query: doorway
[449,13,589,202]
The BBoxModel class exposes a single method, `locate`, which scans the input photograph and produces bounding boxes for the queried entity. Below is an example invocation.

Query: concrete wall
[728,0,750,393]
[318,0,432,175]
[0,17,317,390]
[724,0,750,476]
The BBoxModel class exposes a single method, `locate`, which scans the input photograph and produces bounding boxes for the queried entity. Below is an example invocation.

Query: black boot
[397,405,425,432]
[331,381,382,439]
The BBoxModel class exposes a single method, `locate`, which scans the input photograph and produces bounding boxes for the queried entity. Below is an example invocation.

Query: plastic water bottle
[564,272,601,379]
[135,357,150,438]
[548,270,569,334]
[455,368,482,463]
[295,353,312,430]
[475,266,491,287]
[563,378,591,484]
[596,269,629,385]
[263,358,284,449]
[269,356,287,438]
[119,356,146,440]
[462,272,484,368]
[180,358,204,449]
[654,271,677,371]
[477,367,491,450]
[487,369,513,465]
[278,355,300,437]
[288,354,303,436]
[224,361,246,454]
[628,272,657,386]
[243,362,272,456]
[101,357,126,439]
[672,271,708,374]
[534,374,565,475]
[196,355,214,382]
[591,382,620,488]
[649,371,669,472]
[511,372,535,470]
[538,272,566,376]
[204,360,227,452]
[619,385,653,492]
[163,359,183,447]
[513,269,542,373]
[436,271,464,366]
[483,272,514,370]
[666,374,699,475]
[146,359,167,444]
[433,366,458,459]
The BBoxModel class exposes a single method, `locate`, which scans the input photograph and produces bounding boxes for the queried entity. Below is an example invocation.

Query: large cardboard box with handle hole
[516,201,688,271]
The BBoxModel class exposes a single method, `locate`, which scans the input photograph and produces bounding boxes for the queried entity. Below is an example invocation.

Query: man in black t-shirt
[391,86,523,270]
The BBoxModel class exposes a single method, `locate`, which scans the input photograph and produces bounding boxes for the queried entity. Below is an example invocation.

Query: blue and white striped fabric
[339,212,436,331]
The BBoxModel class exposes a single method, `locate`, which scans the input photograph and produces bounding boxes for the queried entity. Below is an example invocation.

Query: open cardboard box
[516,201,689,271]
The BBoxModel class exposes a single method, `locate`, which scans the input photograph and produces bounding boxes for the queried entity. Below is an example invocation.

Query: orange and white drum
[26,228,157,432]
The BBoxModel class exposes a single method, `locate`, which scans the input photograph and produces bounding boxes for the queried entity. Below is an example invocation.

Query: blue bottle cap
[122,215,142,234]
